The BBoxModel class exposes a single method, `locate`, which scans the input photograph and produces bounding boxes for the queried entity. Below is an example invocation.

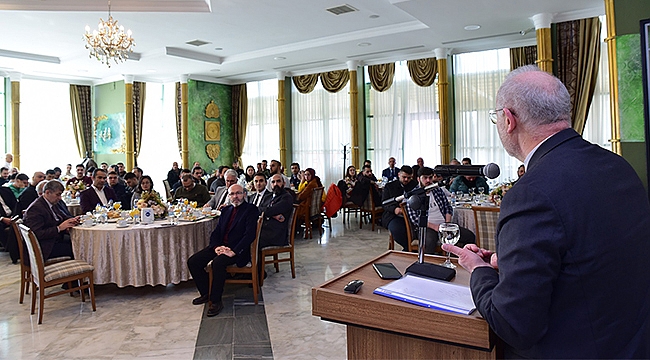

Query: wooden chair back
[309,187,324,220]
[11,218,29,303]
[162,179,173,201]
[399,202,418,252]
[18,224,44,289]
[360,186,383,231]
[260,204,299,286]
[471,206,500,252]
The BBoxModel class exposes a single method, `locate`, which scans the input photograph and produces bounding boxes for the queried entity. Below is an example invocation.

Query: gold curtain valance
[407,57,438,87]
[292,74,319,94]
[320,69,350,93]
[368,63,395,92]
[510,45,538,71]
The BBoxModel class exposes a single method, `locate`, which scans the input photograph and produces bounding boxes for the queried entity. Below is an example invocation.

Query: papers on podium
[373,274,476,315]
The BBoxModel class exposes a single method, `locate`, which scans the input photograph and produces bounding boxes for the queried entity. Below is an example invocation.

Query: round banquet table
[69,217,218,287]
[452,206,475,233]
[66,202,84,216]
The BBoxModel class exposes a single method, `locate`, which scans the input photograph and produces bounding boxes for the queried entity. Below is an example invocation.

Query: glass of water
[439,222,460,268]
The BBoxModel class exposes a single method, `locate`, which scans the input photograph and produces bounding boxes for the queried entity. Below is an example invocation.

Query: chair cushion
[261,245,291,251]
[45,256,72,265]
[43,260,94,283]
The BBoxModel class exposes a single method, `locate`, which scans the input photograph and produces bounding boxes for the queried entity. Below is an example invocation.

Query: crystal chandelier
[83,1,135,67]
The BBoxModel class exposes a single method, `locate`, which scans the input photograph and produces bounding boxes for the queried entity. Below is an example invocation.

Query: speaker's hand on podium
[442,244,497,273]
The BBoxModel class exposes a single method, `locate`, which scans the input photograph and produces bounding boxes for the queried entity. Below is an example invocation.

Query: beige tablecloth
[67,203,83,216]
[452,207,475,234]
[70,217,218,287]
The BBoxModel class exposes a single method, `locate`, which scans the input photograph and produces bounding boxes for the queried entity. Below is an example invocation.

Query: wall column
[435,48,450,164]
[124,75,135,170]
[533,13,554,74]
[180,75,190,169]
[9,73,21,169]
[277,72,287,170]
[604,0,621,155]
[348,60,360,169]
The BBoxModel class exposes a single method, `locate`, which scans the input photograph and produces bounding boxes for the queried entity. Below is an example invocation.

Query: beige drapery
[232,84,248,165]
[555,17,601,134]
[510,46,538,71]
[132,82,146,162]
[69,85,93,158]
[175,82,182,157]
[368,63,395,92]
[292,74,319,94]
[320,70,350,93]
[407,58,438,87]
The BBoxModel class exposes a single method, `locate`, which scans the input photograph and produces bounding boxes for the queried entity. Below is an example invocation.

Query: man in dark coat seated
[258,174,294,248]
[79,168,118,213]
[0,186,18,263]
[23,181,79,261]
[187,184,258,317]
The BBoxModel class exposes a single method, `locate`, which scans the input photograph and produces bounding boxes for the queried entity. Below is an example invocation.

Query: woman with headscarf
[296,168,321,231]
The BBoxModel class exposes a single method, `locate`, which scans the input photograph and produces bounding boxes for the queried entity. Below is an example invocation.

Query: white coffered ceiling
[0,0,604,85]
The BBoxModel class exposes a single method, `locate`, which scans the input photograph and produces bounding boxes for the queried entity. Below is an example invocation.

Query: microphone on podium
[433,163,500,179]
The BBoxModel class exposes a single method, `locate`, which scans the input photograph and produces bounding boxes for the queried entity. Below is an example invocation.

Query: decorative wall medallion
[205,100,220,119]
[205,121,221,141]
[206,144,221,162]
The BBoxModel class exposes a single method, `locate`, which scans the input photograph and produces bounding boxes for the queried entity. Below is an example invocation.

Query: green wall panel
[617,34,645,142]
[187,80,232,174]
[94,81,126,166]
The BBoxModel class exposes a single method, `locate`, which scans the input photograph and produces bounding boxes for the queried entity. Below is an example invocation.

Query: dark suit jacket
[248,190,273,213]
[79,186,118,213]
[470,128,650,358]
[381,179,416,227]
[259,189,294,246]
[0,187,17,255]
[16,185,38,215]
[23,196,71,260]
[382,167,398,181]
[208,202,259,267]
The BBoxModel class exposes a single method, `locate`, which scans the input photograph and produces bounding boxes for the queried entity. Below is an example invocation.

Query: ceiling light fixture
[357,42,371,47]
[83,0,135,68]
[464,25,481,31]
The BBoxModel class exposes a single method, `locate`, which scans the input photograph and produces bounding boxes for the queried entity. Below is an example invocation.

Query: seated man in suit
[381,166,417,251]
[78,168,118,213]
[248,173,272,213]
[204,169,238,210]
[23,181,79,261]
[259,174,294,248]
[381,157,398,182]
[174,174,211,207]
[107,171,127,205]
[172,168,191,194]
[66,164,93,188]
[187,184,258,317]
[289,163,301,189]
[16,171,46,215]
[265,160,291,191]
[0,185,18,263]
[192,166,207,187]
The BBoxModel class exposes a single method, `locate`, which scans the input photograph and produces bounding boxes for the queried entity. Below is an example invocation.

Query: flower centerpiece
[136,191,168,219]
[65,179,86,198]
[489,183,513,205]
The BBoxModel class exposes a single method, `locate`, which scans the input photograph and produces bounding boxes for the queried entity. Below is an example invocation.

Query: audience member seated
[16,172,45,215]
[132,166,143,180]
[243,166,256,186]
[411,157,424,178]
[174,174,211,207]
[337,165,357,203]
[119,172,138,210]
[406,167,475,254]
[0,185,18,263]
[108,171,127,206]
[172,168,191,193]
[131,175,157,207]
[461,157,472,165]
[8,173,29,200]
[66,164,93,188]
[381,157,399,182]
[258,174,294,248]
[512,164,525,185]
[248,173,272,213]
[232,161,244,177]
[116,162,127,178]
[44,169,56,181]
[0,167,9,186]
[266,160,291,191]
[381,166,417,251]
[166,162,181,186]
[79,169,118,213]
[349,165,379,207]
[192,166,207,187]
[187,184,258,317]
[260,160,271,178]
[209,166,230,192]
[449,174,489,194]
[295,168,320,227]
[360,160,378,182]
[289,163,301,189]
[205,169,238,210]
[446,158,461,187]
[23,181,78,261]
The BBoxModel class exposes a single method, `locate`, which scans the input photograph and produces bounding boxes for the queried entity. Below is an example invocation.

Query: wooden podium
[312,251,500,359]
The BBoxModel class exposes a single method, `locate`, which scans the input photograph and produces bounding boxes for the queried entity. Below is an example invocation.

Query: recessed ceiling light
[369,14,379,19]
[214,47,223,51]
[210,68,220,72]
[357,42,371,47]
[274,56,286,60]
[464,24,481,31]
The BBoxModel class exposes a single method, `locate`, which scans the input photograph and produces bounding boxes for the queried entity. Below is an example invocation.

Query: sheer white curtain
[366,61,441,169]
[292,80,350,187]
[454,48,520,184]
[138,82,180,193]
[582,15,612,151]
[20,79,80,176]
[241,79,279,170]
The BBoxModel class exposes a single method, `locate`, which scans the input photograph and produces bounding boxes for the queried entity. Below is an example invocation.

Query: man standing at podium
[444,65,650,358]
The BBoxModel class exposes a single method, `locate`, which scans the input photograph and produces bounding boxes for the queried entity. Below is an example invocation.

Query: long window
[241,79,279,170]
[453,48,521,184]
[292,81,350,187]
[366,61,441,170]
[138,82,181,192]
[20,79,80,176]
